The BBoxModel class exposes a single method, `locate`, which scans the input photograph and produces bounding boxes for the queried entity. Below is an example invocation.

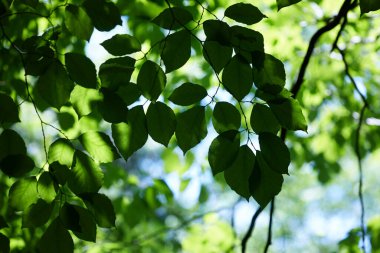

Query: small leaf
[225,3,266,25]
[22,199,53,228]
[36,60,74,109]
[222,54,253,100]
[8,177,38,211]
[254,54,286,94]
[360,0,380,14]
[112,106,148,160]
[99,56,135,90]
[68,151,104,195]
[203,20,231,45]
[269,97,308,131]
[98,88,128,123]
[208,130,240,175]
[0,129,26,160]
[0,154,35,177]
[79,131,120,163]
[0,233,10,253]
[137,60,166,101]
[37,172,57,203]
[82,0,122,31]
[259,133,290,174]
[116,82,142,105]
[276,0,303,11]
[65,53,98,89]
[161,29,191,72]
[255,88,292,102]
[65,4,93,41]
[0,93,20,123]
[224,145,255,199]
[101,34,141,56]
[80,193,116,228]
[146,102,176,146]
[168,82,207,106]
[250,103,280,134]
[48,138,75,167]
[175,106,207,153]
[153,7,193,30]
[203,40,233,73]
[49,162,71,186]
[37,218,74,253]
[70,86,103,117]
[212,102,241,133]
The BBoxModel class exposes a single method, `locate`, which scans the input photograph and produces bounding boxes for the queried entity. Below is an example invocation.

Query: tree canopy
[1,0,380,252]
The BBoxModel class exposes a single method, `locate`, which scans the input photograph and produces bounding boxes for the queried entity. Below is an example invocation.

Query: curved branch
[241,206,263,253]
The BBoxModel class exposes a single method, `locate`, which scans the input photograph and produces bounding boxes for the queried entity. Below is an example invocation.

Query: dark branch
[263,199,275,253]
[241,206,263,253]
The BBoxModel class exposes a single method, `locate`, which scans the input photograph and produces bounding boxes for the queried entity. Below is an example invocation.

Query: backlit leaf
[22,199,53,228]
[99,56,135,90]
[137,60,166,101]
[65,4,93,41]
[65,53,98,89]
[0,93,20,123]
[250,103,280,134]
[116,82,142,105]
[82,0,122,31]
[101,34,141,56]
[168,82,207,106]
[276,0,302,11]
[37,172,57,203]
[153,7,193,30]
[225,3,266,25]
[212,102,241,133]
[146,102,176,146]
[269,97,307,131]
[0,154,35,177]
[37,218,74,253]
[81,193,116,228]
[48,138,75,167]
[203,40,233,73]
[259,133,290,174]
[98,88,128,123]
[0,129,26,160]
[70,205,97,242]
[70,86,103,117]
[161,29,191,72]
[254,54,285,94]
[8,177,38,211]
[79,131,120,163]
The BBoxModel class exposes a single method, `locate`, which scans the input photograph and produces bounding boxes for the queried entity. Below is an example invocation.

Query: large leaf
[101,34,141,56]
[68,151,104,195]
[250,103,280,134]
[168,82,207,106]
[82,0,122,31]
[36,60,74,110]
[65,53,98,89]
[259,133,290,174]
[175,106,207,153]
[222,54,253,100]
[49,162,71,186]
[203,20,231,45]
[22,199,53,228]
[276,0,303,11]
[230,26,264,62]
[80,193,116,228]
[269,97,308,131]
[203,40,233,73]
[152,7,193,30]
[137,60,166,101]
[48,138,75,167]
[225,3,266,25]
[212,102,241,133]
[8,177,39,211]
[70,86,103,117]
[0,154,35,177]
[0,93,20,123]
[0,233,9,253]
[112,106,148,160]
[37,172,57,203]
[99,56,135,90]
[224,145,255,199]
[116,82,141,105]
[0,129,26,160]
[37,218,74,253]
[146,102,176,146]
[65,4,93,41]
[254,54,285,94]
[161,29,191,73]
[360,0,380,14]
[98,88,128,123]
[208,130,240,175]
[79,131,120,163]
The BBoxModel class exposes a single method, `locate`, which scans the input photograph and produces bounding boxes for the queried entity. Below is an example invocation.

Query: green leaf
[48,138,75,167]
[65,4,93,41]
[112,106,148,160]
[255,88,292,102]
[99,56,135,90]
[175,106,207,153]
[8,177,38,211]
[36,60,74,110]
[22,199,53,228]
[212,102,241,133]
[259,133,290,174]
[269,97,308,131]
[224,145,255,199]
[0,93,20,123]
[208,130,240,175]
[82,0,122,32]
[0,233,10,253]
[225,3,266,25]
[65,53,98,89]
[168,82,207,106]
[101,34,141,56]
[70,86,103,117]
[250,103,280,134]
[360,0,380,14]
[71,205,97,242]
[203,20,231,46]
[116,82,142,105]
[79,131,120,163]
[276,0,302,11]
[60,203,81,232]
[230,26,264,62]
[152,7,193,30]
[80,193,116,228]
[203,40,233,73]
[98,88,128,123]
[249,151,283,207]
[37,218,74,253]
[137,60,166,101]
[0,216,8,229]
[161,29,191,72]
[68,150,104,195]
[0,129,26,160]
[49,162,71,186]
[254,54,285,94]
[0,154,35,177]
[146,102,176,146]
[222,54,253,100]
[37,172,57,203]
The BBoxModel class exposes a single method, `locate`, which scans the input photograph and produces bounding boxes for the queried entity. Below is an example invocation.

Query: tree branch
[241,206,263,253]
[263,199,275,253]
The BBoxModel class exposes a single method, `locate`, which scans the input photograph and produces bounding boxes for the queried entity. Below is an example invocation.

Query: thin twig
[241,206,263,253]
[263,199,275,253]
